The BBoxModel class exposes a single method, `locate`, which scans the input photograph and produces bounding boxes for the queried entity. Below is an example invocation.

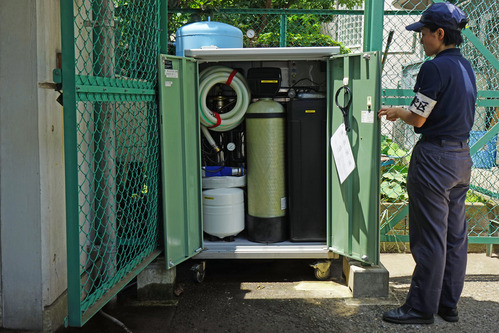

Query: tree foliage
[168,0,363,54]
[170,0,363,10]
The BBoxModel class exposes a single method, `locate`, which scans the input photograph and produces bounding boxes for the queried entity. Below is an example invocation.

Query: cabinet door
[158,55,203,268]
[327,52,381,265]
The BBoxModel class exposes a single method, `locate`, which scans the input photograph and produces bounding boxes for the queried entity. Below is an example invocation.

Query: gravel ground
[165,254,499,333]
[4,253,497,333]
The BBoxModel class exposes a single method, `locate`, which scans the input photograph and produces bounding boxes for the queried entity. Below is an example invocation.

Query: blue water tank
[175,20,243,56]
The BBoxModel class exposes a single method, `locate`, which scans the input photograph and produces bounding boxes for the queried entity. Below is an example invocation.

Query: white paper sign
[330,123,356,184]
[361,110,374,123]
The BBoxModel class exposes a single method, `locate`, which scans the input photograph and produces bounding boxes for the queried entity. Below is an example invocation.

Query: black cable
[202,165,225,173]
[291,78,323,87]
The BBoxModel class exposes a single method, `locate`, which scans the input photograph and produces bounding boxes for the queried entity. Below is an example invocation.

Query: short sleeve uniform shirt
[409,48,476,141]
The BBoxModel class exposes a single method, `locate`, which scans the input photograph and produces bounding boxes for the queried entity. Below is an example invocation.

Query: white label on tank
[361,110,374,123]
[281,197,287,210]
[164,81,173,87]
[164,69,178,78]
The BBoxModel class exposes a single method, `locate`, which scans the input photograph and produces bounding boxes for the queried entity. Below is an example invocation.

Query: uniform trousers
[405,137,472,314]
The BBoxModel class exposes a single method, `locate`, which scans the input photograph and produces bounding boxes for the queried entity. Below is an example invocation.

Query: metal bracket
[53,68,62,84]
[37,68,63,105]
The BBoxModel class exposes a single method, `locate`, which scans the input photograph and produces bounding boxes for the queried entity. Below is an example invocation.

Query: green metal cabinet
[158,56,204,268]
[158,50,381,267]
[327,53,381,265]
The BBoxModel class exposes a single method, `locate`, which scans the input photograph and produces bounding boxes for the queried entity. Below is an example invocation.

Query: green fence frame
[61,0,167,326]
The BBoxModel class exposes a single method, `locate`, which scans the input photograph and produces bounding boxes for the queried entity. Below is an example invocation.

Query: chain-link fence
[379,0,499,251]
[168,2,499,251]
[62,0,162,325]
[167,8,363,54]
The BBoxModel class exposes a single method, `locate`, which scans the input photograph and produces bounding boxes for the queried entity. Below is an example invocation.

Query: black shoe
[382,304,434,324]
[438,306,459,322]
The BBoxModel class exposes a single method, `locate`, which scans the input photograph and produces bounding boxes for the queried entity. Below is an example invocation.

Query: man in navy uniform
[378,2,476,324]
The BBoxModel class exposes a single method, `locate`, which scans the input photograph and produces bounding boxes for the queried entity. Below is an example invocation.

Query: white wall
[0,0,66,330]
[37,0,67,312]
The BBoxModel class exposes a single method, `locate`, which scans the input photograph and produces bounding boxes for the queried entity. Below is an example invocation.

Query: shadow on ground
[59,257,499,333]
[2,256,498,333]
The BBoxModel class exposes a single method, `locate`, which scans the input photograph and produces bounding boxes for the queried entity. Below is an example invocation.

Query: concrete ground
[3,253,498,333]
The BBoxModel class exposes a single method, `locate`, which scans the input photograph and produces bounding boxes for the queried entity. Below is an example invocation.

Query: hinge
[53,68,62,84]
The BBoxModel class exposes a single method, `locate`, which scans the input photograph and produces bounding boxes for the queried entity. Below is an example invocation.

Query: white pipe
[100,310,133,333]
[201,125,220,152]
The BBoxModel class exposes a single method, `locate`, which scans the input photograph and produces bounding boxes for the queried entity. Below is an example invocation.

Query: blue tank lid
[176,20,243,38]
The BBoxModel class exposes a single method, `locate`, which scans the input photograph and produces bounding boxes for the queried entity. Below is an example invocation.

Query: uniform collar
[435,48,461,58]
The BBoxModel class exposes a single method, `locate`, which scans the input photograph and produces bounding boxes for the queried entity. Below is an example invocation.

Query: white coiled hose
[199,66,251,153]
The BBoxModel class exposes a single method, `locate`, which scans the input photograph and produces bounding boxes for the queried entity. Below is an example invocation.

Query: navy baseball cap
[406,2,468,32]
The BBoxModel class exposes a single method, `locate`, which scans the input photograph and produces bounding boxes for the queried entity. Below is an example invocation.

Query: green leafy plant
[168,0,363,54]
[380,136,490,204]
[381,136,411,165]
[256,31,350,53]
[380,169,408,202]
[380,136,410,202]
[465,190,489,203]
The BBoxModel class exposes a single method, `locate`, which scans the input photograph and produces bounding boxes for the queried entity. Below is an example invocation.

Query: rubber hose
[199,66,251,132]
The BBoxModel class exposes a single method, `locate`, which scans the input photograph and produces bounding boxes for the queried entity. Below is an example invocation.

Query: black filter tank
[287,98,327,241]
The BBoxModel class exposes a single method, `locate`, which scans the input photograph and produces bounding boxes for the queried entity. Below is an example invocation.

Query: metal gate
[60,0,166,326]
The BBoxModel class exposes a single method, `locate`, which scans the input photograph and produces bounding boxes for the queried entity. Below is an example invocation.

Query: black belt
[419,136,467,147]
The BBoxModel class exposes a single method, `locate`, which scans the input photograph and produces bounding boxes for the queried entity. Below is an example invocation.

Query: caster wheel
[314,267,330,281]
[310,261,331,281]
[190,262,206,283]
[194,269,206,283]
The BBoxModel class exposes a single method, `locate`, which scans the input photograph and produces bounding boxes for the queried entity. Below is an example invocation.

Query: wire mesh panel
[62,0,162,326]
[167,8,359,53]
[380,0,499,248]
[377,1,422,245]
[458,0,499,249]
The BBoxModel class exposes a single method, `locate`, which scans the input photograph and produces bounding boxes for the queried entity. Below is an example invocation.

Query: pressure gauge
[227,142,236,151]
[246,29,255,39]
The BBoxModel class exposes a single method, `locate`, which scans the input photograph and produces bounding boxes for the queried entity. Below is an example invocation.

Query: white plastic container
[202,175,246,189]
[202,188,244,239]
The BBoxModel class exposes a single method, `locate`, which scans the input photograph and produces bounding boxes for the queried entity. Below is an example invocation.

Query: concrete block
[137,257,176,302]
[343,257,389,298]
[42,291,67,333]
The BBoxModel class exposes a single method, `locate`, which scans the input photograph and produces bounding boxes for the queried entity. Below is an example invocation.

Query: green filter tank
[246,98,287,242]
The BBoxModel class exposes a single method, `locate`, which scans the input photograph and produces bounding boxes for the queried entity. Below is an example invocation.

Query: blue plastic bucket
[469,131,497,169]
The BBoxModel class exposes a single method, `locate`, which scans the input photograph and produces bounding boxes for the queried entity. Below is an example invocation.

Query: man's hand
[378,107,401,121]
[378,106,426,128]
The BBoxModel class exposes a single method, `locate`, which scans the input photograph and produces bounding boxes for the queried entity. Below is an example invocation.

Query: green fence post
[363,0,384,52]
[160,0,169,54]
[60,0,82,327]
[280,13,287,47]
